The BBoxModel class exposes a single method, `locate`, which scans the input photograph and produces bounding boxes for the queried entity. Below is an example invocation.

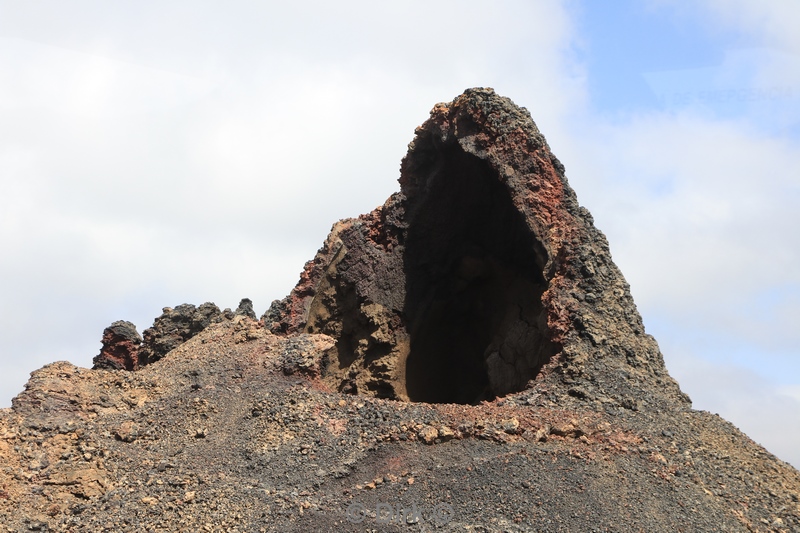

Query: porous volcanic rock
[2,88,799,532]
[235,297,257,320]
[138,302,227,366]
[92,320,142,371]
[93,301,254,372]
[265,87,685,412]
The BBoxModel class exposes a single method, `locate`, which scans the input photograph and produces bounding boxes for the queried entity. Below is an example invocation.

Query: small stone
[407,477,414,485]
[550,423,577,437]
[184,491,196,503]
[652,453,668,465]
[417,425,438,444]
[141,496,158,505]
[235,298,257,319]
[596,421,611,432]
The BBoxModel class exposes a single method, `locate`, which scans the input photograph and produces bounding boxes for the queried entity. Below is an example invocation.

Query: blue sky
[572,0,800,382]
[579,2,735,110]
[580,1,799,135]
[1,0,798,467]
[562,0,800,468]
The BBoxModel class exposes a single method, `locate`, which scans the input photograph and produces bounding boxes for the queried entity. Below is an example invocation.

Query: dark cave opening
[403,147,555,404]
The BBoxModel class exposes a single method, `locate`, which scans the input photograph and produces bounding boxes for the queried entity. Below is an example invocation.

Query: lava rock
[234,298,257,319]
[138,303,224,365]
[92,321,142,371]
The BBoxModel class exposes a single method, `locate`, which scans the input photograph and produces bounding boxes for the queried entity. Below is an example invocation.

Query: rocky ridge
[1,88,798,532]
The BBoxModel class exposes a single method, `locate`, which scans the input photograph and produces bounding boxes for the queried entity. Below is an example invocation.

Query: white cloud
[559,89,800,468]
[569,112,800,321]
[697,0,800,53]
[779,384,800,404]
[650,1,800,117]
[643,48,800,132]
[0,36,214,119]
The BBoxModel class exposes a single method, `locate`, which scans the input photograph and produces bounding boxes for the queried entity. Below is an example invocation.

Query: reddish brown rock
[92,320,142,371]
[264,87,685,411]
[1,89,798,532]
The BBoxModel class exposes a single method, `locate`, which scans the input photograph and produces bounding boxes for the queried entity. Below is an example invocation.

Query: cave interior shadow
[403,147,555,404]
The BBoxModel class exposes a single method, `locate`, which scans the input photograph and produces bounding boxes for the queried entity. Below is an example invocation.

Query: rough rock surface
[92,321,142,371]
[265,87,685,412]
[137,303,227,366]
[92,299,257,372]
[235,298,257,320]
[1,88,799,532]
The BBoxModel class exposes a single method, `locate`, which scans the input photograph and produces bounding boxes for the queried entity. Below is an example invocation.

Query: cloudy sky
[1,1,798,467]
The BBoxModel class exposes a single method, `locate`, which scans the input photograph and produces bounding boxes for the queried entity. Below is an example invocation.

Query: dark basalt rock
[138,303,226,365]
[235,298,257,320]
[265,87,687,410]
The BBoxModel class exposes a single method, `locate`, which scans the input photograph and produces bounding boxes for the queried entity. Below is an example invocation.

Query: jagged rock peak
[265,87,687,409]
[235,298,257,320]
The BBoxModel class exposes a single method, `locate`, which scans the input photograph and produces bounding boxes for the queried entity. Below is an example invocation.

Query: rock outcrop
[92,321,142,371]
[92,299,257,370]
[2,89,798,532]
[138,303,226,366]
[265,88,684,412]
[235,298,257,320]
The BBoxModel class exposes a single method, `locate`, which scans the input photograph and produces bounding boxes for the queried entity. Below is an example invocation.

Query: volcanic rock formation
[2,88,799,532]
[265,88,684,411]
[93,299,257,370]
